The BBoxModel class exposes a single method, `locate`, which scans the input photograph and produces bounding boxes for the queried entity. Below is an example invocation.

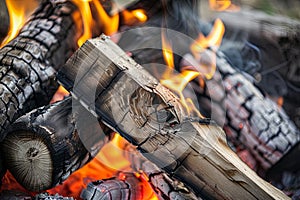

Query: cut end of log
[1,131,53,191]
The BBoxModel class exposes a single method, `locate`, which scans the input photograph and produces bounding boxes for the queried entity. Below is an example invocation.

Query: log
[183,50,300,172]
[0,96,110,192]
[0,0,83,141]
[117,21,300,172]
[57,35,289,199]
[0,0,9,43]
[81,173,155,200]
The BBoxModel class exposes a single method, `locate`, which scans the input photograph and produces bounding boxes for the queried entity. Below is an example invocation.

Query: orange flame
[189,18,225,80]
[0,0,37,47]
[50,85,70,103]
[72,0,94,46]
[161,31,204,118]
[122,9,148,26]
[92,0,119,35]
[209,0,240,11]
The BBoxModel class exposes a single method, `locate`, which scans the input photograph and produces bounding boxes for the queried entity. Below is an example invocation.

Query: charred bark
[184,50,300,172]
[58,36,288,200]
[81,173,151,200]
[0,96,110,192]
[0,0,82,140]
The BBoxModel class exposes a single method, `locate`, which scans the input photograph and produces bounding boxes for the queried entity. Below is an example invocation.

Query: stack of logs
[0,0,299,199]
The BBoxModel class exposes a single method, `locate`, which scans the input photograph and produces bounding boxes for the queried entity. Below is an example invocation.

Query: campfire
[0,0,299,199]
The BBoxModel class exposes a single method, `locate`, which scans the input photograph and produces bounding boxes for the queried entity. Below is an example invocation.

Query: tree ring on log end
[129,87,179,131]
[1,130,52,191]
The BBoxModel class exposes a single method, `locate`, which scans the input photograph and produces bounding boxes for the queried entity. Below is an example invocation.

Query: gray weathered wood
[58,35,289,200]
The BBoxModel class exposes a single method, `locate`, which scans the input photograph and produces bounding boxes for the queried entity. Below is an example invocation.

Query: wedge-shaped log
[57,35,288,199]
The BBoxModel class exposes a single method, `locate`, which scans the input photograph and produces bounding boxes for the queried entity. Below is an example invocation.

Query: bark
[0,96,110,192]
[58,36,288,200]
[81,173,153,200]
[0,0,82,141]
[184,50,300,172]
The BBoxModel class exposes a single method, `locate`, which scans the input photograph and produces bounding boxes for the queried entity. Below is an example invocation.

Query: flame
[161,31,204,118]
[92,0,119,35]
[189,18,225,80]
[1,0,37,47]
[209,0,240,11]
[122,9,148,26]
[50,85,70,103]
[72,0,94,46]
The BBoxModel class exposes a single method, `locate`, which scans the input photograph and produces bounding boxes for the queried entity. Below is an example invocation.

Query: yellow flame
[209,0,240,11]
[72,0,93,46]
[1,0,36,47]
[189,18,225,80]
[161,30,174,79]
[161,32,203,118]
[122,9,148,25]
[92,0,119,35]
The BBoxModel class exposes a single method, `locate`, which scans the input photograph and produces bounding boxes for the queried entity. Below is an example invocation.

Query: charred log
[0,0,9,43]
[0,0,83,140]
[81,173,151,200]
[0,154,5,186]
[183,50,300,172]
[0,96,110,192]
[58,36,288,200]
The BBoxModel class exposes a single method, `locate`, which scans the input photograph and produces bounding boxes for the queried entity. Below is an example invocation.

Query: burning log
[81,173,154,200]
[0,96,110,192]
[183,50,300,172]
[57,35,288,199]
[0,0,83,141]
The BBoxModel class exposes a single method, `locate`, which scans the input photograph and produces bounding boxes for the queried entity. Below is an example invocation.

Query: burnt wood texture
[0,0,82,141]
[0,96,110,192]
[58,36,288,200]
[187,50,300,171]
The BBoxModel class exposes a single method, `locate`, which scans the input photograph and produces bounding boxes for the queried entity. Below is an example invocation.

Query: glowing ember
[50,85,70,103]
[0,0,37,47]
[209,0,240,11]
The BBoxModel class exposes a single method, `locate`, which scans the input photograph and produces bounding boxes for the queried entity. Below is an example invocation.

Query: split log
[0,0,83,141]
[0,96,110,192]
[58,36,289,199]
[0,0,9,43]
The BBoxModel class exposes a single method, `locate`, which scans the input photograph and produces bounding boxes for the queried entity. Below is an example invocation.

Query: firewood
[81,173,153,200]
[58,35,289,199]
[0,0,83,141]
[183,50,300,172]
[0,0,9,43]
[117,21,300,173]
[0,154,5,186]
[0,96,111,192]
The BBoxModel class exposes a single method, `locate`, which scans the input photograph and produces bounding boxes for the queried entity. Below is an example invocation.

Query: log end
[1,130,53,191]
